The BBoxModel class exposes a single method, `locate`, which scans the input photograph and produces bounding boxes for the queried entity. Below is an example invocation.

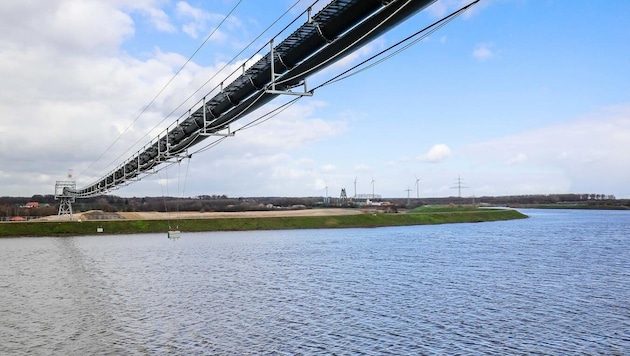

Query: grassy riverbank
[0,208,527,237]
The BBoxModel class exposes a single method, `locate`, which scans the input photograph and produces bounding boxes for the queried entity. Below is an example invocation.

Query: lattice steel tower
[55,179,76,220]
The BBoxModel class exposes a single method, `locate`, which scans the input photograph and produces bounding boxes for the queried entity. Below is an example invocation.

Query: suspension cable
[158,166,171,229]
[80,1,478,196]
[89,0,314,181]
[273,0,414,88]
[79,1,246,179]
[235,96,302,132]
[175,159,181,228]
[182,155,191,199]
[312,0,479,91]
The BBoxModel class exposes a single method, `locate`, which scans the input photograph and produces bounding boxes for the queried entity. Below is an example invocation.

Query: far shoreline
[1,207,528,238]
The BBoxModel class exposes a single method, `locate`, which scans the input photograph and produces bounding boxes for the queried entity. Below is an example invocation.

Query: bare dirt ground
[118,209,362,220]
[40,208,363,221]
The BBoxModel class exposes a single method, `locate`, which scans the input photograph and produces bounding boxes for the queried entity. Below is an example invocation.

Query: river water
[1,209,628,354]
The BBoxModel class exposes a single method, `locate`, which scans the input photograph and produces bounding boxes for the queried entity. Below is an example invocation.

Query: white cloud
[0,0,316,197]
[232,101,347,152]
[311,37,386,83]
[1,1,627,201]
[0,1,134,56]
[354,164,372,172]
[176,1,236,40]
[145,7,177,33]
[507,153,527,165]
[427,0,453,18]
[418,144,452,162]
[116,99,349,197]
[472,42,494,61]
[427,0,487,19]
[110,0,177,33]
[463,105,630,197]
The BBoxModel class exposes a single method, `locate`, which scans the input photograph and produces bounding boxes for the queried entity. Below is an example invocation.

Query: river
[1,209,628,354]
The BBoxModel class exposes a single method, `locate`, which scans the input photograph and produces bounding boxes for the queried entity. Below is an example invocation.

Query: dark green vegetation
[0,208,527,237]
[2,193,628,221]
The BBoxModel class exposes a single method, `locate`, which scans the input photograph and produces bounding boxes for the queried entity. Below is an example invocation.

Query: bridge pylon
[55,180,76,221]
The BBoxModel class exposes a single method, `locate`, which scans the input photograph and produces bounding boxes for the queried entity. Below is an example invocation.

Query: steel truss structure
[55,180,76,220]
[65,0,438,199]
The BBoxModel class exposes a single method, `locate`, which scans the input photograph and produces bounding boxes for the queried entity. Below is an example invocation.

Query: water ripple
[1,209,629,354]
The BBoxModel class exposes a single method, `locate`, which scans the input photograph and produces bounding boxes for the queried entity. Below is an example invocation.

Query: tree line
[1,192,628,218]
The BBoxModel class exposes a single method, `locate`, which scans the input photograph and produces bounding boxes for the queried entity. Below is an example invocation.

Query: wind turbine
[415,175,421,199]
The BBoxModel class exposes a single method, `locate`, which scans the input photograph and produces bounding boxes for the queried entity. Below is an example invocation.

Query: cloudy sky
[1,0,629,199]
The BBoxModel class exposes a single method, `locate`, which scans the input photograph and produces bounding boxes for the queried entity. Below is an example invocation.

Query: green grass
[409,205,481,213]
[0,208,528,237]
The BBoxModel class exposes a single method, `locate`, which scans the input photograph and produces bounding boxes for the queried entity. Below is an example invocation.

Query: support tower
[55,180,76,220]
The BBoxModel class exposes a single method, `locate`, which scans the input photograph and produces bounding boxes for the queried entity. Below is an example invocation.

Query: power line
[450,175,469,198]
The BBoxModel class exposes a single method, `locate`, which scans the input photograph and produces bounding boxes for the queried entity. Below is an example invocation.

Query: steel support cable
[235,96,303,132]
[74,0,435,197]
[90,0,316,183]
[158,165,176,228]
[176,3,465,178]
[272,0,417,88]
[189,1,478,181]
[179,1,438,140]
[204,89,267,131]
[318,21,446,87]
[70,1,354,197]
[172,89,269,156]
[80,0,245,180]
[177,95,302,162]
[181,156,191,199]
[159,165,169,215]
[76,129,196,198]
[170,131,200,155]
[172,88,272,155]
[173,89,270,155]
[188,136,229,155]
[112,134,197,196]
[154,0,400,140]
[313,0,479,91]
[101,3,372,178]
[165,94,301,167]
[175,159,182,227]
[169,0,319,124]
[160,0,321,136]
[105,153,185,196]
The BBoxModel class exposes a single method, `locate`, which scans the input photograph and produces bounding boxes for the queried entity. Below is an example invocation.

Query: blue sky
[1,0,629,199]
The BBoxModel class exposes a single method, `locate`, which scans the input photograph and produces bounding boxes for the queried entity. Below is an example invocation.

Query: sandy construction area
[38,208,363,221]
[118,209,362,220]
